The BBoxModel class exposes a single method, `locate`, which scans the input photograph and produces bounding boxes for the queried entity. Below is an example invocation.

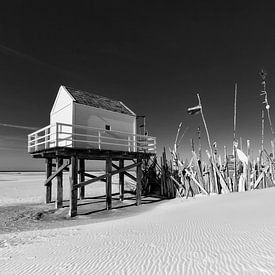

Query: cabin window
[105,125,111,131]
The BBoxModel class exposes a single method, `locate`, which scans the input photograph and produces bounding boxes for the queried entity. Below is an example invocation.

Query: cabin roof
[64,86,136,116]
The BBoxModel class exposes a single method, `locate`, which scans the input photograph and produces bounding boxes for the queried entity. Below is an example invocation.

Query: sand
[1,173,275,274]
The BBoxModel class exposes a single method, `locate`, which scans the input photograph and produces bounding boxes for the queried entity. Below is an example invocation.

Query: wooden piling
[55,157,63,209]
[119,159,124,201]
[79,159,85,200]
[136,157,142,205]
[45,158,52,203]
[106,157,112,210]
[69,155,78,217]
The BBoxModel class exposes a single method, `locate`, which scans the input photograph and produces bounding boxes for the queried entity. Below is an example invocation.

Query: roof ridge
[64,85,120,103]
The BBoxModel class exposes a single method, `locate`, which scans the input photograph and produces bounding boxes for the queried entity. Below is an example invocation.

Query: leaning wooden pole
[197,94,214,159]
[197,93,217,190]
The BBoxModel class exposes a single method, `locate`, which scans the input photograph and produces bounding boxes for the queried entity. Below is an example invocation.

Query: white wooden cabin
[28,86,156,153]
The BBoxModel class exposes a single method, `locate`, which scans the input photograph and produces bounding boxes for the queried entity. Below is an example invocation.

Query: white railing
[28,122,157,154]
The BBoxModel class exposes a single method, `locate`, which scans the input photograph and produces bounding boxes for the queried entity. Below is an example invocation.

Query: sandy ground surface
[1,173,275,274]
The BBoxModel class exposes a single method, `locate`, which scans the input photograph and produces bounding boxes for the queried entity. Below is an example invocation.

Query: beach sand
[1,172,275,274]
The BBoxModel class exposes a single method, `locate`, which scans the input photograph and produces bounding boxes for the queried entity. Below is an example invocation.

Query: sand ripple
[1,188,275,274]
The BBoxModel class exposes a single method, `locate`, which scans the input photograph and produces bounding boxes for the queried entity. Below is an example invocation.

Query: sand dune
[1,173,275,274]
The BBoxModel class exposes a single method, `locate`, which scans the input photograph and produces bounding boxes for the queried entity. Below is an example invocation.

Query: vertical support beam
[246,140,251,191]
[55,157,63,209]
[45,158,52,203]
[106,157,112,210]
[136,157,142,206]
[69,155,78,217]
[79,158,85,200]
[119,159,124,201]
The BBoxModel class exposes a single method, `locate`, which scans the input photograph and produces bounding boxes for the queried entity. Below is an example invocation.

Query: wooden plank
[74,162,142,189]
[79,159,85,200]
[45,158,52,203]
[106,158,112,210]
[136,158,142,205]
[112,163,137,181]
[44,160,70,186]
[69,155,78,217]
[254,166,269,189]
[212,163,230,193]
[51,162,69,171]
[192,151,206,192]
[185,169,208,195]
[55,157,63,209]
[81,172,106,182]
[119,159,124,201]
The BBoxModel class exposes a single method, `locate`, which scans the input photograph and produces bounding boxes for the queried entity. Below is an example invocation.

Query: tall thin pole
[261,109,265,151]
[197,94,213,158]
[233,83,238,143]
[174,122,182,153]
[197,126,202,160]
[260,70,274,137]
[233,83,238,192]
[197,93,217,192]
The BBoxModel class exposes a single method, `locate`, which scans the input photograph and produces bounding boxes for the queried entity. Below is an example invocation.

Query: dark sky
[0,1,275,170]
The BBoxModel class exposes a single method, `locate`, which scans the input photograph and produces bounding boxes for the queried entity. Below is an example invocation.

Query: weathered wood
[81,172,106,182]
[170,175,185,198]
[106,158,112,210]
[233,144,238,192]
[254,165,269,189]
[31,147,154,161]
[79,159,85,199]
[247,140,251,191]
[119,159,124,201]
[69,155,78,217]
[45,158,52,203]
[212,162,230,193]
[74,162,142,189]
[192,151,206,192]
[160,156,164,196]
[136,157,142,205]
[55,157,63,209]
[44,160,70,186]
[112,163,137,181]
[185,169,208,195]
[185,176,194,198]
[51,162,69,171]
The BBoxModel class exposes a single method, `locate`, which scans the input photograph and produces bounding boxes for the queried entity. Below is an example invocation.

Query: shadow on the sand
[0,194,167,234]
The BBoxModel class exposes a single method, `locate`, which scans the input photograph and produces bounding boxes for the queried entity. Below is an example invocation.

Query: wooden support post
[55,157,63,209]
[160,156,164,196]
[247,140,251,191]
[69,155,78,217]
[79,159,85,200]
[106,157,112,210]
[45,158,52,203]
[119,159,124,201]
[136,157,142,206]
